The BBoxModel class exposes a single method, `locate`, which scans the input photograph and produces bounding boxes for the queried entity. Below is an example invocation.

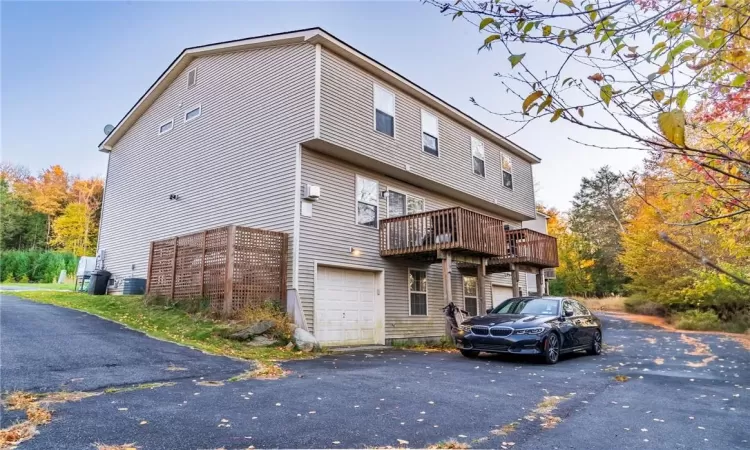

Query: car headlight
[513,327,545,335]
[459,324,472,332]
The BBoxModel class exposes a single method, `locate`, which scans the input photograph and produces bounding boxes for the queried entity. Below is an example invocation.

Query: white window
[471,137,485,177]
[386,190,425,217]
[408,269,428,316]
[421,110,439,156]
[355,175,379,228]
[187,68,197,88]
[184,104,201,123]
[158,119,173,136]
[501,154,513,189]
[463,276,478,316]
[373,84,395,137]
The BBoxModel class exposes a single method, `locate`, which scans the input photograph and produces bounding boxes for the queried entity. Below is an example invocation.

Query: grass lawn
[0,282,76,291]
[1,291,307,362]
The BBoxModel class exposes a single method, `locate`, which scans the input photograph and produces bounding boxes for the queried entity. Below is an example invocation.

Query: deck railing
[379,207,505,258]
[491,228,559,268]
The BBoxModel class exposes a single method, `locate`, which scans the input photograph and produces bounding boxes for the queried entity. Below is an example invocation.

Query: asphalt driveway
[1,294,748,449]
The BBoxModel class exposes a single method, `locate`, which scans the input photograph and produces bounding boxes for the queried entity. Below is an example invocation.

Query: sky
[1,1,646,211]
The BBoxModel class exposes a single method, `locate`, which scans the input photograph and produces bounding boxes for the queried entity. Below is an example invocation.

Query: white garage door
[492,285,514,308]
[315,266,379,346]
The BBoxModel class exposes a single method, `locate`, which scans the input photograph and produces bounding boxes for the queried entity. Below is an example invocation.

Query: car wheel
[544,333,560,364]
[587,330,602,355]
[460,349,480,358]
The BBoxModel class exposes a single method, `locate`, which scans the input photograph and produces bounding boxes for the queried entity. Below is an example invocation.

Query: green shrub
[624,295,667,316]
[674,309,723,331]
[0,250,77,283]
[142,294,211,315]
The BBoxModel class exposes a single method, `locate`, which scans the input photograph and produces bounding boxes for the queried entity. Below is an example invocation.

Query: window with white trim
[187,68,197,88]
[421,110,439,156]
[158,119,173,136]
[409,269,428,316]
[386,190,425,217]
[463,276,478,316]
[374,84,395,137]
[501,154,513,189]
[184,105,201,122]
[355,175,379,228]
[471,137,485,177]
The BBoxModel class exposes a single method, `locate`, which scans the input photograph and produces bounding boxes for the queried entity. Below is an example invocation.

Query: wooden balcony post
[224,225,236,317]
[536,271,544,297]
[510,263,520,297]
[442,251,453,336]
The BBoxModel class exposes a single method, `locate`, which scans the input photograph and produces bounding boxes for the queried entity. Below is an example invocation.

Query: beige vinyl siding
[298,149,526,339]
[318,47,536,219]
[98,43,316,289]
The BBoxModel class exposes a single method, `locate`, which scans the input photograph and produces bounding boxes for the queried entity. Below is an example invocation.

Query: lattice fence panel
[147,239,176,297]
[146,225,286,316]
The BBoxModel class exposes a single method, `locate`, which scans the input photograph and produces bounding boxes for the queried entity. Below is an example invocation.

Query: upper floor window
[502,154,513,189]
[408,269,428,316]
[184,104,202,123]
[187,68,197,89]
[471,137,485,177]
[386,190,425,217]
[421,110,439,156]
[158,118,173,136]
[355,175,379,228]
[463,276,478,316]
[374,84,395,137]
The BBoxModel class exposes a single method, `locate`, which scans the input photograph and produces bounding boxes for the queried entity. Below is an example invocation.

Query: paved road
[1,295,748,449]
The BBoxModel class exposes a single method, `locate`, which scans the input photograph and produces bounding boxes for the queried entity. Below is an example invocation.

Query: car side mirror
[486,308,493,314]
[564,310,574,317]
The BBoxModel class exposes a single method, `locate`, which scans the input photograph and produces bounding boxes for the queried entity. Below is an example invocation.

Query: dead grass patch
[228,363,289,381]
[614,375,630,382]
[533,395,572,415]
[540,415,562,429]
[25,405,51,425]
[680,334,712,356]
[104,382,175,394]
[491,422,519,436]
[3,391,37,411]
[0,421,37,448]
[427,440,470,449]
[93,443,140,450]
[686,355,718,368]
[576,296,627,312]
[40,391,101,404]
[194,380,225,387]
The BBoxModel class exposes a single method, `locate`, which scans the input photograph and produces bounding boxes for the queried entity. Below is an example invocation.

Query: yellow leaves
[559,0,574,8]
[537,95,553,113]
[600,84,613,106]
[522,91,544,113]
[551,108,564,122]
[652,90,665,102]
[657,110,686,147]
[508,53,526,68]
[543,25,552,37]
[479,17,494,30]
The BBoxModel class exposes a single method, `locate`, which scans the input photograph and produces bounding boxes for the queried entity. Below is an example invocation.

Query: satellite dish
[103,124,115,135]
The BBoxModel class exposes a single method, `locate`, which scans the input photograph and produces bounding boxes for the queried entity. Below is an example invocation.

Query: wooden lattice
[146,225,287,316]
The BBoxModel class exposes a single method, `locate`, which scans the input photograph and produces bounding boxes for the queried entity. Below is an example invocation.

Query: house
[96,28,559,346]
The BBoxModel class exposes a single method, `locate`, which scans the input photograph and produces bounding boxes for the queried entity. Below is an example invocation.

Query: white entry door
[315,266,379,345]
[492,285,514,308]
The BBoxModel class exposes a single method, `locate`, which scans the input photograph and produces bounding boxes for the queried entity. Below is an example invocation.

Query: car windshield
[491,298,560,316]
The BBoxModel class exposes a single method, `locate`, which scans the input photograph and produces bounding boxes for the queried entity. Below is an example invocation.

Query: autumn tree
[16,165,70,244]
[429,0,750,225]
[539,206,596,295]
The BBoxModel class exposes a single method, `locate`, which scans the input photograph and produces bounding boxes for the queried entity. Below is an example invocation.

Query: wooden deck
[379,207,506,259]
[486,228,559,272]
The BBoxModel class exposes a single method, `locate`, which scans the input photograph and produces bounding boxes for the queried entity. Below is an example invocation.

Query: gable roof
[99,27,541,164]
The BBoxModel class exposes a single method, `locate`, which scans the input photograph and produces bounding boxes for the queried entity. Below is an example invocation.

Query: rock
[285,342,294,350]
[245,335,278,347]
[293,327,320,352]
[228,320,275,341]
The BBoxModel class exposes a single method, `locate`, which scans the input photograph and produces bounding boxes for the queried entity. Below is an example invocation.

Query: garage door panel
[316,266,380,345]
[492,285,514,308]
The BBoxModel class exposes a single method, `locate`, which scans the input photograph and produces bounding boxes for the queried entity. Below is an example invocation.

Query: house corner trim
[313,43,322,139]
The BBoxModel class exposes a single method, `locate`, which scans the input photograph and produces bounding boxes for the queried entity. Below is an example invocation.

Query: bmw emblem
[489,323,495,326]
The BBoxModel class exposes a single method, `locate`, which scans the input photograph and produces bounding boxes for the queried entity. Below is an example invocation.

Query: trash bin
[88,270,111,295]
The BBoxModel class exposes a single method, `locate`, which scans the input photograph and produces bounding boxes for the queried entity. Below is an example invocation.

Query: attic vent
[187,68,197,88]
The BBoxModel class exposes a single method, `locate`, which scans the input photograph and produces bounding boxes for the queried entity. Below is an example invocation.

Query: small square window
[184,105,201,122]
[409,269,428,316]
[374,84,395,137]
[502,154,513,189]
[421,110,439,156]
[158,119,173,136]
[187,68,197,88]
